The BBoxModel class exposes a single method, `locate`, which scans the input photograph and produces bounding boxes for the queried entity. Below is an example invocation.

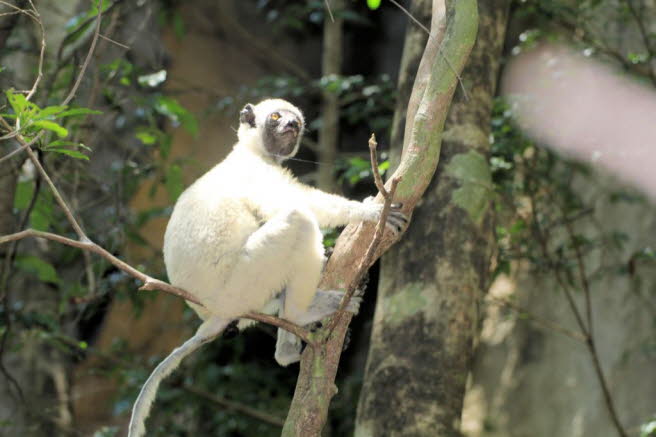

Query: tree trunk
[355,1,510,436]
[317,0,344,192]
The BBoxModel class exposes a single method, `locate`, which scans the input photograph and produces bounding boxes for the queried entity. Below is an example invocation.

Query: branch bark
[281,1,479,435]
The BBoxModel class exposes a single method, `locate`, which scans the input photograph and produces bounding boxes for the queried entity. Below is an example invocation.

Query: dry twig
[326,133,402,332]
[24,0,45,101]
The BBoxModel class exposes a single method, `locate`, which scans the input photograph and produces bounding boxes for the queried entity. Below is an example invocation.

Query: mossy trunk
[355,2,510,436]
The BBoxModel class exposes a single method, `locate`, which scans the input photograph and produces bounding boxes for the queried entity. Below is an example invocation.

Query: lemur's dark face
[262,109,303,159]
[239,102,304,161]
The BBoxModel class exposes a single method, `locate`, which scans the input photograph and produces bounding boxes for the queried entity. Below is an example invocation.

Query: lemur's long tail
[128,316,231,437]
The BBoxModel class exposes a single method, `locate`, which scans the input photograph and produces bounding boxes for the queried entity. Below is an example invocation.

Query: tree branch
[326,134,400,333]
[0,228,314,341]
[282,1,479,434]
[244,312,313,345]
[0,228,200,304]
[528,179,628,437]
[18,0,45,101]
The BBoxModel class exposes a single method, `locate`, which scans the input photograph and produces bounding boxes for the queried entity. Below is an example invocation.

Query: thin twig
[324,0,334,23]
[389,0,430,34]
[526,169,628,437]
[527,185,588,337]
[0,132,43,166]
[563,219,593,335]
[388,0,469,100]
[0,129,22,141]
[98,33,129,49]
[0,229,315,339]
[0,169,40,302]
[326,134,401,332]
[0,0,36,18]
[0,228,201,305]
[24,0,45,101]
[184,385,286,427]
[0,0,102,161]
[61,0,103,106]
[486,296,586,342]
[243,312,313,345]
[25,142,86,236]
[368,134,386,194]
[624,0,656,78]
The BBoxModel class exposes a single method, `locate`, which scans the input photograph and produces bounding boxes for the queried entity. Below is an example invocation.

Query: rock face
[463,170,656,437]
[462,0,656,434]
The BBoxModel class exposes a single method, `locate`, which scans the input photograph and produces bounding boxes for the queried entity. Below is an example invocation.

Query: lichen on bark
[355,1,511,436]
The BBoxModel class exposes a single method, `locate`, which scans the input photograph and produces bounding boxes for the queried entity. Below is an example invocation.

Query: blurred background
[0,0,654,436]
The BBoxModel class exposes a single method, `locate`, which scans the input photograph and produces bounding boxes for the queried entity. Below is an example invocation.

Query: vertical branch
[282,136,400,437]
[528,186,628,437]
[326,134,400,333]
[282,1,479,435]
[24,0,44,101]
[562,218,628,437]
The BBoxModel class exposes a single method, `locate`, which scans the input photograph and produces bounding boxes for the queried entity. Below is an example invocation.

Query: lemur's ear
[239,104,256,128]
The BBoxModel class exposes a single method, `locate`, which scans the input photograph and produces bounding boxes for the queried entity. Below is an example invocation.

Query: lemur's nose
[286,119,299,129]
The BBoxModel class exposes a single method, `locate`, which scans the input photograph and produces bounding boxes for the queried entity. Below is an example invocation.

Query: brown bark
[355,1,510,436]
[317,0,344,192]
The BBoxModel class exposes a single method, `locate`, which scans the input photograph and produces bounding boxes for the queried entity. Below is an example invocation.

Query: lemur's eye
[270,112,281,121]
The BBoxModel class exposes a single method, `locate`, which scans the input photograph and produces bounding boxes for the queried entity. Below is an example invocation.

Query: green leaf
[378,160,390,175]
[30,195,53,231]
[32,120,68,138]
[13,181,34,210]
[367,0,381,10]
[165,164,184,202]
[15,255,60,284]
[90,0,112,16]
[173,12,186,39]
[47,140,79,147]
[45,148,89,160]
[136,129,157,145]
[38,105,68,118]
[154,95,198,136]
[57,107,103,118]
[6,89,27,115]
[159,135,172,160]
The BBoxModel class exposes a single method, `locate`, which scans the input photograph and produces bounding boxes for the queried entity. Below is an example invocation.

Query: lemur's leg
[271,208,325,366]
[205,208,324,319]
[275,289,362,366]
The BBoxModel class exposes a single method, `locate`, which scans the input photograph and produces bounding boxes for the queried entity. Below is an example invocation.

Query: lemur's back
[163,151,263,316]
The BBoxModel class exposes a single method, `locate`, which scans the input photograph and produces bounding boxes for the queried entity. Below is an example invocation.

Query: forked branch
[326,134,401,332]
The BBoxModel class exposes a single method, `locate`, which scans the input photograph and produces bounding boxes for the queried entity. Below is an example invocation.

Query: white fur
[164,99,382,322]
[128,317,229,437]
[129,99,380,437]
